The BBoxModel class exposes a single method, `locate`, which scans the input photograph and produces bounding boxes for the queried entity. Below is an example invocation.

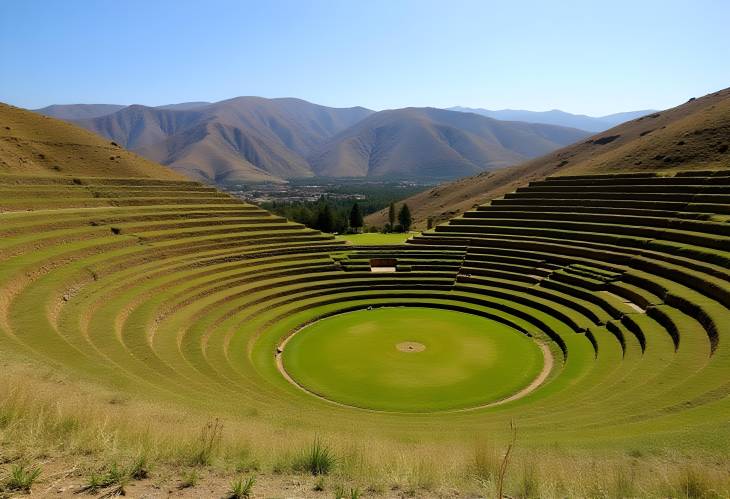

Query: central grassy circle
[282,307,544,412]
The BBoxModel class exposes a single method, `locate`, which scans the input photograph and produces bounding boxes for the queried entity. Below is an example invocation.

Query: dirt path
[479,342,554,408]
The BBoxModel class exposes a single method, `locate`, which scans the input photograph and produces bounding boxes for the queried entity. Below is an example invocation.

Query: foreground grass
[1,360,729,497]
[337,232,415,245]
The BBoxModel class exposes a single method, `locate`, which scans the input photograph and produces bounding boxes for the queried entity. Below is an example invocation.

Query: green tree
[388,202,396,232]
[315,204,335,233]
[349,202,364,232]
[398,203,412,233]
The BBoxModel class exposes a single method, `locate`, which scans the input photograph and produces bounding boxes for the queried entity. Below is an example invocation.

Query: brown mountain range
[366,87,730,229]
[307,107,588,179]
[70,97,373,183]
[37,97,589,184]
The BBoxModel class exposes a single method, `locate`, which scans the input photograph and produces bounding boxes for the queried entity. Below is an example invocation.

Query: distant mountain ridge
[69,97,375,183]
[308,107,588,179]
[35,103,126,120]
[448,107,656,132]
[367,88,730,228]
[35,102,211,118]
[31,97,591,184]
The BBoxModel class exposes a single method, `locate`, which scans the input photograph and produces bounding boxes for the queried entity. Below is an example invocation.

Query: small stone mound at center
[396,341,426,352]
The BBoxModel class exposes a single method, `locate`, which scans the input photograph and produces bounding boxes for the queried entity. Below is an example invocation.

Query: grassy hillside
[367,87,730,228]
[0,102,184,180]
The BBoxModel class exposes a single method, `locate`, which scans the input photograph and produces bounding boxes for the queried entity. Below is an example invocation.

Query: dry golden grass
[1,357,729,497]
[0,102,185,180]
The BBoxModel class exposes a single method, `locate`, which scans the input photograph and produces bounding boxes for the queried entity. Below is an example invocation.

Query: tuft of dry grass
[2,463,41,492]
[188,418,223,466]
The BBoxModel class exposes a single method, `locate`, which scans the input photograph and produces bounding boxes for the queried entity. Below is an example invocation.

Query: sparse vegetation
[611,465,636,499]
[189,418,223,466]
[81,462,130,495]
[2,463,41,492]
[296,438,335,476]
[229,475,255,498]
[516,461,540,498]
[313,476,326,491]
[497,421,517,499]
[472,445,500,484]
[128,455,151,480]
[334,485,361,499]
[674,466,714,499]
[82,471,106,494]
[179,469,200,489]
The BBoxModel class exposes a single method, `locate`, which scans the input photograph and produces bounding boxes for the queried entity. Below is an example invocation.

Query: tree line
[262,196,412,234]
[387,202,412,233]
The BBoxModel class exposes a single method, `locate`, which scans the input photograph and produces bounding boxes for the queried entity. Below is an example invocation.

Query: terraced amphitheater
[2,104,730,496]
[2,169,730,491]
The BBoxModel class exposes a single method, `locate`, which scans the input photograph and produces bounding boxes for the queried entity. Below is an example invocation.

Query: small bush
[178,469,199,489]
[128,455,151,480]
[472,446,500,482]
[233,447,259,473]
[334,485,361,499]
[297,438,335,476]
[4,463,41,492]
[83,471,105,493]
[229,475,255,498]
[105,462,127,486]
[517,462,540,498]
[189,418,223,466]
[611,465,636,498]
[313,476,326,491]
[81,462,128,494]
[676,466,713,499]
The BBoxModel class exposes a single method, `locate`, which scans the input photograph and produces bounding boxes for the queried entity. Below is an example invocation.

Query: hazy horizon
[31,96,660,118]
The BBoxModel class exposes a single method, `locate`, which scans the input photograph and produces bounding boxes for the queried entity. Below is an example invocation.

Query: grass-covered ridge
[1,169,730,496]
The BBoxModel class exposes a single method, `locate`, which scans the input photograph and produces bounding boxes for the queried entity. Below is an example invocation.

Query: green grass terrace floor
[336,232,415,245]
[281,307,544,412]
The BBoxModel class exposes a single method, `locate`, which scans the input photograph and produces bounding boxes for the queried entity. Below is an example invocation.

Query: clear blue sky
[1,0,728,115]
